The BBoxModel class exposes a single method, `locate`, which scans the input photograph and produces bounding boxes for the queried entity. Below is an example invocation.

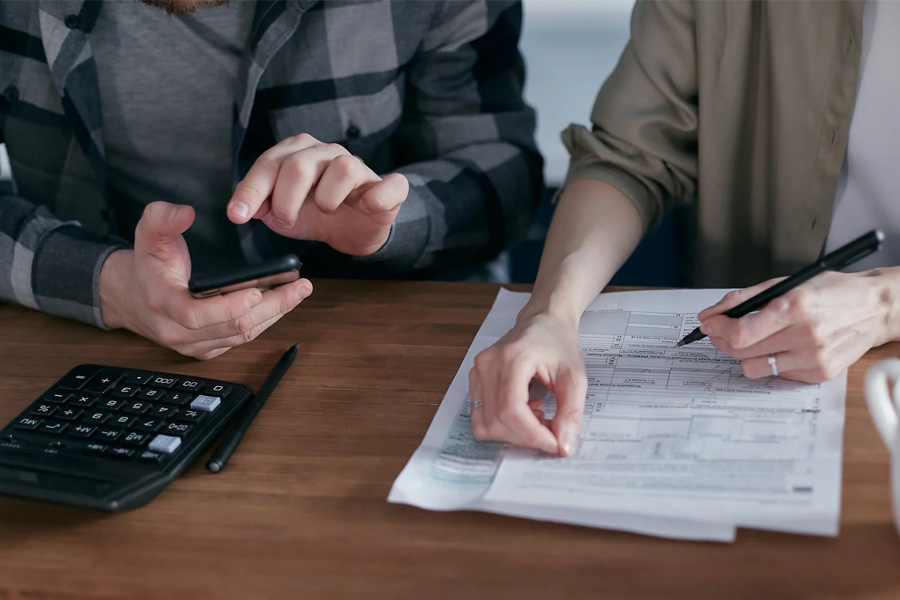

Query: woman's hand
[468,312,587,456]
[698,269,900,383]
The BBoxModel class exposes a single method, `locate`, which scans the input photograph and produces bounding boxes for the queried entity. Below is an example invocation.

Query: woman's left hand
[698,269,900,383]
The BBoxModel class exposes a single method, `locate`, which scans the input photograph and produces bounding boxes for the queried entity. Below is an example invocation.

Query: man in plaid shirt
[0,0,541,358]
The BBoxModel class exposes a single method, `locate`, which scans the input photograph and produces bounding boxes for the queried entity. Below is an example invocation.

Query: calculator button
[14,417,42,430]
[84,411,112,425]
[177,409,205,423]
[42,392,70,404]
[207,384,232,399]
[150,405,178,419]
[176,379,204,393]
[111,414,136,428]
[58,366,96,390]
[134,418,163,433]
[70,394,97,408]
[109,447,134,459]
[138,450,164,464]
[190,395,221,412]
[31,404,57,417]
[69,424,96,438]
[39,422,67,435]
[124,373,155,386]
[137,388,166,402]
[163,422,192,437]
[121,431,149,447]
[84,370,123,394]
[95,428,124,442]
[161,392,193,406]
[148,434,181,454]
[111,385,140,399]
[98,398,126,411]
[150,376,178,389]
[84,443,108,456]
[123,401,152,415]
[56,408,83,421]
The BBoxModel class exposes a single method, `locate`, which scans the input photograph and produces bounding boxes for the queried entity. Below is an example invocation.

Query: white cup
[865,358,900,535]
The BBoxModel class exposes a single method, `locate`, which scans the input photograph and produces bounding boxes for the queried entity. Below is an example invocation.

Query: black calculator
[0,364,252,511]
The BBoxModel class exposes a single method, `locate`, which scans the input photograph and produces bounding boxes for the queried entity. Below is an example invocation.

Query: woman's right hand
[468,312,587,456]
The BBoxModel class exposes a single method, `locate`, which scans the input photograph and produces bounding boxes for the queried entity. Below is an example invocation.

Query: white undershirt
[825,0,900,269]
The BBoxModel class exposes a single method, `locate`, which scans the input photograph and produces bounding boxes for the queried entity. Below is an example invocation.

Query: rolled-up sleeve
[562,0,699,233]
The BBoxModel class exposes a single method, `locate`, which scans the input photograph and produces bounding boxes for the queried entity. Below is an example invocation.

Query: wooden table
[1,279,900,600]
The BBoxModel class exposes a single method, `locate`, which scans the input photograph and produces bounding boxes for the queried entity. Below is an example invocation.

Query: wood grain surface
[1,279,899,600]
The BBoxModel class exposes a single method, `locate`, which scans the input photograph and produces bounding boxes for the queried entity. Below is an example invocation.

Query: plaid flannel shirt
[0,0,542,327]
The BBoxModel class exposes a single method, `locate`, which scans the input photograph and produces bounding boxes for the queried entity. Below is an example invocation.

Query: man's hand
[467,312,588,457]
[698,269,900,383]
[100,201,312,359]
[226,133,409,256]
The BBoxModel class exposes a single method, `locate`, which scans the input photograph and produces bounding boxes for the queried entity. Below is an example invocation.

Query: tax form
[389,289,846,541]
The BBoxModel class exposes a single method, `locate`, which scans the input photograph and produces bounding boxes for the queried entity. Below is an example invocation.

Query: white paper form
[389,289,737,541]
[483,289,847,537]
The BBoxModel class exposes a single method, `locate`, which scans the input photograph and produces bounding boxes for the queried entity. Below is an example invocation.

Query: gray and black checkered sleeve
[362,0,542,274]
[0,195,126,327]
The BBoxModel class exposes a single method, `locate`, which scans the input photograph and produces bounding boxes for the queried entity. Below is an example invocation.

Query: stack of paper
[388,289,847,542]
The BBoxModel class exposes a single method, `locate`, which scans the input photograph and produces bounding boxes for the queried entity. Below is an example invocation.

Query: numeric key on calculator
[134,418,163,433]
[123,401,152,415]
[84,411,112,425]
[150,405,177,419]
[176,379,204,393]
[207,384,232,399]
[137,388,166,402]
[112,385,140,399]
[162,392,193,406]
[150,376,178,389]
[98,398,125,411]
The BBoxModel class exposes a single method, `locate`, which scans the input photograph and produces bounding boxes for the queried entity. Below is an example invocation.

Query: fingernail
[229,202,249,220]
[275,217,292,228]
[245,290,262,309]
[297,284,312,301]
[700,322,711,335]
[168,205,181,224]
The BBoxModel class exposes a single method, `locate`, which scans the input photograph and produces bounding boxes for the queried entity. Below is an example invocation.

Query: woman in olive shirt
[468,0,900,455]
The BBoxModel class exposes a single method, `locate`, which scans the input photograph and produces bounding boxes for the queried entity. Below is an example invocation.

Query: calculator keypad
[5,365,236,465]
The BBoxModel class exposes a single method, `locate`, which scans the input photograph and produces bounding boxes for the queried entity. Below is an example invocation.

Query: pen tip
[675,340,685,347]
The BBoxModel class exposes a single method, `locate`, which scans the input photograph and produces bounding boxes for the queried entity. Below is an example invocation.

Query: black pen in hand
[676,229,884,347]
[207,343,299,473]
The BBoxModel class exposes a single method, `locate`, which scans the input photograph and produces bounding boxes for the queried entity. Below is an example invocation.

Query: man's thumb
[135,202,195,261]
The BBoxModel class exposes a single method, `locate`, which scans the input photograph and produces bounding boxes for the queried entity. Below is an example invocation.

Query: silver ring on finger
[470,398,484,410]
[768,354,779,377]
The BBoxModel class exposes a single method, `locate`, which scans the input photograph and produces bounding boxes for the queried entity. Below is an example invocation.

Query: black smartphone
[188,254,302,299]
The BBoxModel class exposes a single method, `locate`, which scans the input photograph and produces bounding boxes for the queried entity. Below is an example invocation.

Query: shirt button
[3,85,19,103]
[64,14,81,29]
[345,124,361,139]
